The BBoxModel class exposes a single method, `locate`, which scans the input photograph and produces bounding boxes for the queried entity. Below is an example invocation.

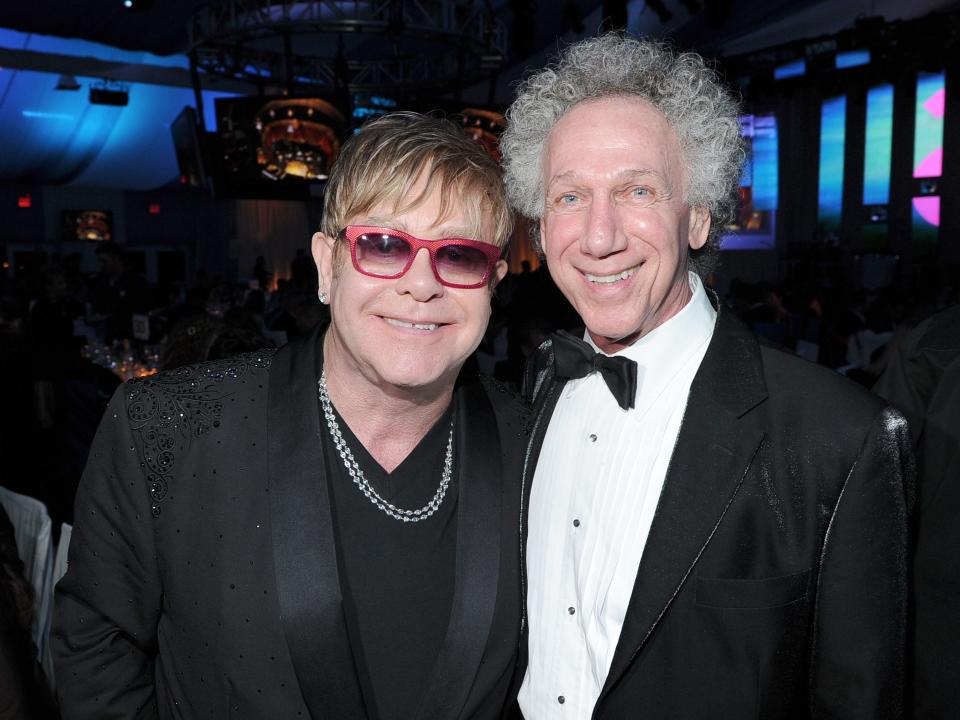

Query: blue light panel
[863,84,893,205]
[818,96,846,231]
[913,71,945,178]
[774,59,806,80]
[836,50,870,69]
[726,113,778,250]
[751,115,778,211]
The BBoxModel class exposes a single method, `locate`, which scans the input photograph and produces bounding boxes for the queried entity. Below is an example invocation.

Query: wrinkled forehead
[542,95,687,189]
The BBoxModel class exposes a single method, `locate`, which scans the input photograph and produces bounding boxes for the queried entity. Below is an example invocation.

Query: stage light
[17,193,31,208]
[68,211,112,242]
[253,98,343,180]
[458,108,506,162]
[836,50,870,69]
[774,59,806,80]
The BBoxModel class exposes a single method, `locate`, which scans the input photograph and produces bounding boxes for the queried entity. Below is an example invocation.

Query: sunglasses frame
[340,225,503,289]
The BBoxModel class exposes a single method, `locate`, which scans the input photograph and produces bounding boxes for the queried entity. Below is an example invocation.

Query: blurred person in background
[874,304,960,719]
[0,503,58,719]
[87,242,148,342]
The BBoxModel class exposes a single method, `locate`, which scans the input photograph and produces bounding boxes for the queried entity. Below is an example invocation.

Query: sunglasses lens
[354,231,412,276]
[435,244,491,286]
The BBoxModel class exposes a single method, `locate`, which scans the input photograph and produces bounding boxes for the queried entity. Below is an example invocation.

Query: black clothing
[326,401,457,720]
[518,306,913,719]
[53,327,529,719]
[873,305,960,719]
[548,330,637,409]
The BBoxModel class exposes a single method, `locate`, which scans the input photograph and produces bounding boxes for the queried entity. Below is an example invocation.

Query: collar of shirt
[563,272,717,421]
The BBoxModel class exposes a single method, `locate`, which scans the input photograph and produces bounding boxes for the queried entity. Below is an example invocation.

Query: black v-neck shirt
[323,399,459,720]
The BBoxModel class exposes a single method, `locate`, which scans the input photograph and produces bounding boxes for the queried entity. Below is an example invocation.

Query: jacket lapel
[597,311,769,706]
[416,376,503,720]
[520,364,564,631]
[268,328,368,720]
[515,341,566,685]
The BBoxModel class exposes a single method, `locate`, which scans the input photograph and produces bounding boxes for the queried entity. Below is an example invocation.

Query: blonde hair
[321,112,512,254]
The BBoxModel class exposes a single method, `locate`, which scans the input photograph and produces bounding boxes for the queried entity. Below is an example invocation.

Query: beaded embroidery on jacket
[124,350,275,517]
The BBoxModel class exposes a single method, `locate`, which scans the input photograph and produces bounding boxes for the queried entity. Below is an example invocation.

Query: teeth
[585,267,635,284]
[385,318,439,331]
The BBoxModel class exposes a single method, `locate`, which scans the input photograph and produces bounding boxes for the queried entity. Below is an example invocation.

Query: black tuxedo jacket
[53,328,529,719]
[518,308,913,719]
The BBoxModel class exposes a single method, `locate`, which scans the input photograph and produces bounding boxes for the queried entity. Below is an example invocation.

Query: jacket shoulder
[909,304,960,355]
[125,350,275,428]
[759,343,887,424]
[119,350,276,515]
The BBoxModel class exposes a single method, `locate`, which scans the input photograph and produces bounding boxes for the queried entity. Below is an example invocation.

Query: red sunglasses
[340,225,502,289]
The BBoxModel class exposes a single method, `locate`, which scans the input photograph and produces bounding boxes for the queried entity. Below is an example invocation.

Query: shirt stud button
[568,606,576,615]
[573,518,581,527]
[558,696,565,704]
[588,433,597,442]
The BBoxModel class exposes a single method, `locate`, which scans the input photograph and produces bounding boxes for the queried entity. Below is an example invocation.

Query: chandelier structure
[187,1,508,94]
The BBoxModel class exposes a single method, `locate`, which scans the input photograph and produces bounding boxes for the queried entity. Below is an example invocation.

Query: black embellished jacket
[517,307,914,719]
[52,327,529,720]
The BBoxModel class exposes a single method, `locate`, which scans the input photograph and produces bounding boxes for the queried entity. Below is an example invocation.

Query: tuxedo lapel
[416,376,503,720]
[508,361,567,699]
[520,337,564,564]
[268,328,368,720]
[598,311,769,706]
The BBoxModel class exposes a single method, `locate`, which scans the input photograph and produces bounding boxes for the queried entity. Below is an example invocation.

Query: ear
[312,231,337,292]
[687,207,710,250]
[490,259,509,290]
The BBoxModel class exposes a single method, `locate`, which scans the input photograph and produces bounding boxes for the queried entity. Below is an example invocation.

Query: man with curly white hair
[502,33,912,719]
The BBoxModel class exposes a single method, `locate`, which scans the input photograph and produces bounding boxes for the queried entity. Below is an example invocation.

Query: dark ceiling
[2,1,958,67]
[0,0,209,56]
[1,0,958,99]
[0,1,923,58]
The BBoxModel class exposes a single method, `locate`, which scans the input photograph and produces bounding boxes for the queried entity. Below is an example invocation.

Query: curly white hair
[501,33,744,274]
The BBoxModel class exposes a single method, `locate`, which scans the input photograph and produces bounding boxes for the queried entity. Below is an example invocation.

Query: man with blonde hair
[54,112,528,719]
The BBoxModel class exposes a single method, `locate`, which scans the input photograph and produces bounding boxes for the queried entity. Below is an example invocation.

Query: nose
[581,196,627,258]
[395,248,444,301]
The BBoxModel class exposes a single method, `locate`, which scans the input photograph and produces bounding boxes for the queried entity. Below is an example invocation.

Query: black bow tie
[550,330,638,410]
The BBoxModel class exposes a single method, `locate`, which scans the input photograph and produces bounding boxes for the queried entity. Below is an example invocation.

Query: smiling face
[314,174,507,398]
[540,96,710,353]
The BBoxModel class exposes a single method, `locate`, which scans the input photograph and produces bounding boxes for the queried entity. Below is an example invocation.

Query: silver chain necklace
[317,370,454,523]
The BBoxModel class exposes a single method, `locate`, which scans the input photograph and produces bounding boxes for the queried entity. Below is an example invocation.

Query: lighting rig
[186,0,508,97]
